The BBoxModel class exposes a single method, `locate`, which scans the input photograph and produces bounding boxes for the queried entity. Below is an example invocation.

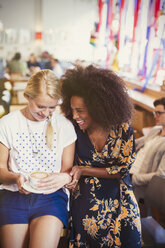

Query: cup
[29,171,49,189]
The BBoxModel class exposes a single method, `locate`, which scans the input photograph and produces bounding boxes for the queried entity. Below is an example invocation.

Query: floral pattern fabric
[69,123,141,248]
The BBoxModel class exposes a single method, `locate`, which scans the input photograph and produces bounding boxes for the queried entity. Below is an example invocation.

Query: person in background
[50,58,64,79]
[0,69,77,248]
[27,53,41,74]
[7,52,28,76]
[44,57,64,78]
[39,51,51,69]
[0,78,12,117]
[74,59,87,68]
[61,65,141,248]
[130,97,165,202]
[0,58,6,78]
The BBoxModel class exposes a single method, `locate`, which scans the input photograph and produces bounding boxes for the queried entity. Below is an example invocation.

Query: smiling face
[70,96,95,131]
[25,94,58,121]
[153,104,165,126]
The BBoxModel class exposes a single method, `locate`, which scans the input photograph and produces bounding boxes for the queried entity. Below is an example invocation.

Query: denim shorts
[0,189,68,227]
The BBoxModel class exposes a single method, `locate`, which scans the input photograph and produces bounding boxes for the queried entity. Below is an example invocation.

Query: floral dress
[69,123,141,248]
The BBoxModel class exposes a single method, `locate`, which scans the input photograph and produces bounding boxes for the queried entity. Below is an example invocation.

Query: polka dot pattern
[15,131,57,173]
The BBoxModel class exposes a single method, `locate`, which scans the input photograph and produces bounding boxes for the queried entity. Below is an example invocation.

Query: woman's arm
[61,142,75,174]
[70,166,120,179]
[0,143,29,194]
[38,142,75,193]
[66,164,127,190]
[0,142,18,184]
[67,124,136,189]
[66,166,120,189]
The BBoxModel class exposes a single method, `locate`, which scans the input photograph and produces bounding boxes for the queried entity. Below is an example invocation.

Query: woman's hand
[65,166,84,190]
[37,172,72,194]
[16,174,30,194]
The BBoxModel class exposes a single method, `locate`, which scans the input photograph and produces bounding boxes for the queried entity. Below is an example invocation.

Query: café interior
[0,0,165,247]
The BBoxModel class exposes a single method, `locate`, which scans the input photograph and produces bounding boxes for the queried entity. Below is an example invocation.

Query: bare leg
[29,215,63,248]
[0,224,29,248]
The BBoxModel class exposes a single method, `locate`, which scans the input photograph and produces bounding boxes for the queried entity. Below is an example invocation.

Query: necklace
[25,108,47,157]
[88,129,109,153]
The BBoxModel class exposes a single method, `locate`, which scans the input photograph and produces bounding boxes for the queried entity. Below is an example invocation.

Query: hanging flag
[132,0,141,42]
[90,22,98,47]
[90,0,104,47]
[117,0,125,50]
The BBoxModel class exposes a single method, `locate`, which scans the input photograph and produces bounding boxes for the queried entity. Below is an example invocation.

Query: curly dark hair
[61,65,134,129]
[153,97,165,109]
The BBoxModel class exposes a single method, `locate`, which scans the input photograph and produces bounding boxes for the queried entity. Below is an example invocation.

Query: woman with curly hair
[61,65,141,248]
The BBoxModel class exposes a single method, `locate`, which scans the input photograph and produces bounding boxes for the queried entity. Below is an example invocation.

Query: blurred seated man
[130,97,165,202]
[7,52,28,76]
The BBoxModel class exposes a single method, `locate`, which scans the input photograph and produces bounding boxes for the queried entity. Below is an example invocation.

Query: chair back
[145,175,165,215]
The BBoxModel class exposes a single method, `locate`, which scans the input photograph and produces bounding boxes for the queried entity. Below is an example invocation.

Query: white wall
[42,0,97,61]
[0,0,35,29]
[0,0,37,60]
[0,0,98,62]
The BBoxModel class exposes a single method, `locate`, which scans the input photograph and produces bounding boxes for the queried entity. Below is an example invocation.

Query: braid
[46,114,54,150]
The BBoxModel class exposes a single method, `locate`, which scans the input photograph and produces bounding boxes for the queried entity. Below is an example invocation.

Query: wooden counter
[128,89,155,112]
[125,80,165,100]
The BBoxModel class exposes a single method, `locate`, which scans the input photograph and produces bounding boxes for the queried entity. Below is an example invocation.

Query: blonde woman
[0,69,76,248]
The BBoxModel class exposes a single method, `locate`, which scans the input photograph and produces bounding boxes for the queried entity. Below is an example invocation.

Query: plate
[23,181,51,194]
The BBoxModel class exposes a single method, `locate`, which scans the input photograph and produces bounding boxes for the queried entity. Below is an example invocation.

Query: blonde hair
[24,69,61,149]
